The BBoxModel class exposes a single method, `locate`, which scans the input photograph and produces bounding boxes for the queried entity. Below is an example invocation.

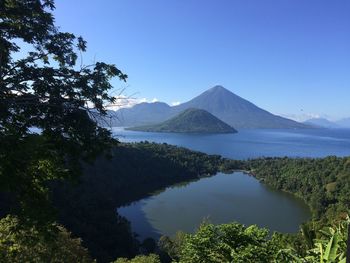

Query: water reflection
[118,172,311,240]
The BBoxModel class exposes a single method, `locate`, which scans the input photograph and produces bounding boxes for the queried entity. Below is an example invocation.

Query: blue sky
[54,1,350,120]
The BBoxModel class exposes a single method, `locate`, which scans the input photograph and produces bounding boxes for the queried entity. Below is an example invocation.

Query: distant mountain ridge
[106,85,310,129]
[336,118,350,128]
[303,117,350,128]
[115,102,173,126]
[127,108,237,133]
[304,118,339,128]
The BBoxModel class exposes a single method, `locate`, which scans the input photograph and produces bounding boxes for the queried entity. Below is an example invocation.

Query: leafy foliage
[0,0,127,261]
[158,232,186,262]
[157,221,303,263]
[156,217,349,263]
[114,254,161,263]
[1,2,349,263]
[0,0,126,223]
[311,219,348,263]
[0,215,93,263]
[177,222,278,263]
[277,216,349,263]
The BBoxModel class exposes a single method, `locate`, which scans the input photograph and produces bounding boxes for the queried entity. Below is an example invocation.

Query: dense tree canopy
[1,1,349,262]
[0,0,126,222]
[0,215,93,263]
[246,157,350,221]
[159,219,349,263]
[51,142,225,262]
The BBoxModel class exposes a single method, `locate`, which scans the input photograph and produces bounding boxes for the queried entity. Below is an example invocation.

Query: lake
[118,172,311,239]
[113,128,350,160]
[115,128,350,239]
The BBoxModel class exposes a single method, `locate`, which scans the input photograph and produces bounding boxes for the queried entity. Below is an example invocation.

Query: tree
[113,254,161,263]
[0,215,93,263]
[175,222,280,263]
[0,0,126,223]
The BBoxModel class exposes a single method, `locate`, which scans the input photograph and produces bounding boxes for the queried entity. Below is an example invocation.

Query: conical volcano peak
[110,84,309,129]
[209,85,228,92]
[206,85,235,95]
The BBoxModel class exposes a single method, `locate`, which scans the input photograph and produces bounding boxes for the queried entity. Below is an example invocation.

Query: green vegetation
[114,254,161,263]
[167,222,281,263]
[1,0,349,262]
[138,156,350,263]
[0,0,125,222]
[106,154,349,263]
[246,157,350,221]
[51,141,224,262]
[127,108,237,133]
[0,215,92,263]
[0,0,125,261]
[155,215,349,263]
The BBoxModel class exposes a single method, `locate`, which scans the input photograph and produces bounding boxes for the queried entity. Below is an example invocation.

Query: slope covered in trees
[50,142,226,262]
[131,156,350,263]
[58,148,348,262]
[246,156,350,221]
[127,108,237,133]
[0,1,349,262]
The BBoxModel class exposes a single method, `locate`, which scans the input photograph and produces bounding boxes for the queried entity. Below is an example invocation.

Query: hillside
[127,108,237,133]
[108,85,310,129]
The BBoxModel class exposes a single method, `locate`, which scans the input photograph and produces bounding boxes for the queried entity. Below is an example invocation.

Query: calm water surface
[113,128,350,159]
[115,128,350,239]
[118,172,311,239]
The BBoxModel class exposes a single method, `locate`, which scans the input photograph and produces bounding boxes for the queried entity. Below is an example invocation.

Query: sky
[53,0,350,121]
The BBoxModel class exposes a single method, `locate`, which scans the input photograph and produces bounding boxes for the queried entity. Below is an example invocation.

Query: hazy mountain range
[107,85,310,129]
[103,85,313,129]
[304,117,350,128]
[127,108,237,133]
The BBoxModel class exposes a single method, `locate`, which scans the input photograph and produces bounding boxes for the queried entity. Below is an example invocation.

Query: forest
[0,1,348,262]
[116,156,350,262]
[1,139,349,262]
[247,156,350,221]
[50,142,226,262]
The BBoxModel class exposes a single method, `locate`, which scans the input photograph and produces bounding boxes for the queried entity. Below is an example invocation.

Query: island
[126,108,237,133]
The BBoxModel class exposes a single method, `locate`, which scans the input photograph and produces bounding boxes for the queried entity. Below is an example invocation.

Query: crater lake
[115,128,350,239]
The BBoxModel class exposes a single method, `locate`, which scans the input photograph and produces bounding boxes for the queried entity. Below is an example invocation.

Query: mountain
[336,118,350,128]
[127,108,237,133]
[107,85,310,129]
[109,102,175,127]
[173,86,309,129]
[303,118,339,128]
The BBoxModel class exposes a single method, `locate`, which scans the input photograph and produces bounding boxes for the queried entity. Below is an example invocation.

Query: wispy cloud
[171,101,181,106]
[105,96,160,111]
